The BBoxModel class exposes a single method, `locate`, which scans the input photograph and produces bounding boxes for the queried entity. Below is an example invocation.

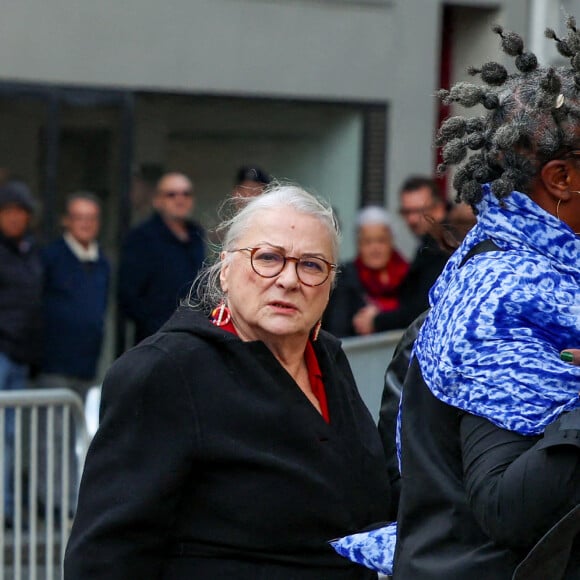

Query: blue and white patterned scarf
[416,184,580,435]
[331,185,580,574]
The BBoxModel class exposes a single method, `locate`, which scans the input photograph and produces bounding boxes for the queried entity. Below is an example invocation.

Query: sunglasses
[161,190,193,199]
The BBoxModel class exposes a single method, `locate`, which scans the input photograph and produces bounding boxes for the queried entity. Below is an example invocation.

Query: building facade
[1,0,539,367]
[0,0,535,251]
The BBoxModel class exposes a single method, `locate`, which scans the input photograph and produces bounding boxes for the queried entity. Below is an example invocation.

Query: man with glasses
[353,175,448,334]
[41,193,109,385]
[118,172,206,344]
[38,192,110,514]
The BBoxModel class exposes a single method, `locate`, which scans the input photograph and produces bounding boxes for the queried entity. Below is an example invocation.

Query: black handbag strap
[459,239,502,268]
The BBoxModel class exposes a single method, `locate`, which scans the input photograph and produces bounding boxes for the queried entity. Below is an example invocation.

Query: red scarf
[354,250,409,312]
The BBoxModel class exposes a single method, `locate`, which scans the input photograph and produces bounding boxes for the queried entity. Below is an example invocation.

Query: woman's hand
[560,349,580,365]
[353,304,380,335]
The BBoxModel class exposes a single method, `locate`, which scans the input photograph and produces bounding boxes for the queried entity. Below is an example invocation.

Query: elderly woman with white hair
[323,206,409,337]
[64,184,394,580]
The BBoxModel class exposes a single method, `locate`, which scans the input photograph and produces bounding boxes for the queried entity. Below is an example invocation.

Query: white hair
[186,182,340,312]
[356,206,392,230]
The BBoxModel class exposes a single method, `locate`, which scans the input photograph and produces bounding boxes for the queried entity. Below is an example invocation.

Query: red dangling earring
[311,319,322,342]
[210,303,231,327]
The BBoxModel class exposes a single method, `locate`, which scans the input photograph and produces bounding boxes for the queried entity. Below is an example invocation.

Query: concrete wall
[342,329,404,423]
[131,95,364,259]
[386,0,530,254]
[0,1,527,199]
[0,0,531,255]
[0,0,397,98]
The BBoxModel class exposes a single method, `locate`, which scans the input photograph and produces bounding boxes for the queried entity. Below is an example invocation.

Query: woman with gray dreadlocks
[331,18,580,579]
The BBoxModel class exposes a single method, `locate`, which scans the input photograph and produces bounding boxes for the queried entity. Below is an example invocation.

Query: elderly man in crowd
[40,192,110,391]
[118,172,206,344]
[37,192,110,515]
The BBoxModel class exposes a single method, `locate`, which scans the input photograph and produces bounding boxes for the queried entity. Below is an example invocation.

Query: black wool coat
[393,356,580,580]
[64,308,392,579]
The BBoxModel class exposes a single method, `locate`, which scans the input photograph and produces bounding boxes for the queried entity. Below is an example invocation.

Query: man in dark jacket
[118,172,206,345]
[41,192,110,384]
[353,176,449,334]
[38,192,110,510]
[0,180,43,521]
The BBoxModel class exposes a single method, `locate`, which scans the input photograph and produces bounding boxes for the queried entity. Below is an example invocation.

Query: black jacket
[323,256,409,338]
[393,356,580,580]
[0,233,43,365]
[117,213,205,343]
[373,234,448,332]
[65,308,392,579]
[323,262,367,337]
[377,310,429,515]
[378,240,501,516]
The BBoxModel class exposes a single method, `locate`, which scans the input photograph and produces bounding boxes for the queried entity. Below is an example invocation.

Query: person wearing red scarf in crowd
[323,206,409,337]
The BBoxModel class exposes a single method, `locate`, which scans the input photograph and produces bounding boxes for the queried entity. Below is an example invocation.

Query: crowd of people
[323,176,475,338]
[0,164,270,522]
[1,16,579,580]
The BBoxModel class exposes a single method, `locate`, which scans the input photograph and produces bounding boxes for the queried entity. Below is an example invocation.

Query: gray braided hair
[437,16,580,209]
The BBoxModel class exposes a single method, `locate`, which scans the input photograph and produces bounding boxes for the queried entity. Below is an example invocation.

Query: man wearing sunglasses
[118,172,206,345]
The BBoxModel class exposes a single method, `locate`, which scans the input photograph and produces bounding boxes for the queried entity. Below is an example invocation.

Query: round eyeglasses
[231,246,336,287]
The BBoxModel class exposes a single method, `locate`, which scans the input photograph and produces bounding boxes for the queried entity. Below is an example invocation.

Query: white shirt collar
[63,232,99,262]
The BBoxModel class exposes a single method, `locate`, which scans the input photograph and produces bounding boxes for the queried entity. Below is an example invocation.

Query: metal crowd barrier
[341,330,404,424]
[0,388,90,580]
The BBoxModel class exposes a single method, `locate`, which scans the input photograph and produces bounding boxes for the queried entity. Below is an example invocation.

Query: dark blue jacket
[118,213,205,343]
[41,237,110,380]
[0,233,43,366]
